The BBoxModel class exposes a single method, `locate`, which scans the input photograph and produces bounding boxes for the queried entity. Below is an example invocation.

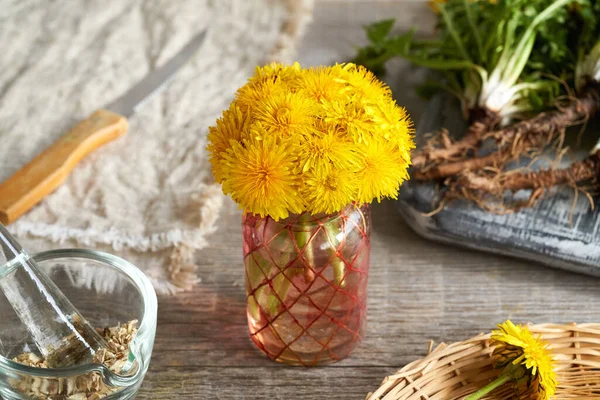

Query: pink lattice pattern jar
[242,204,371,366]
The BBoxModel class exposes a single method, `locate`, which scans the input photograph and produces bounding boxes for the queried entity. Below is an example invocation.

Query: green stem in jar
[264,215,315,317]
[323,222,346,287]
[246,255,271,321]
[295,216,315,283]
[265,273,293,317]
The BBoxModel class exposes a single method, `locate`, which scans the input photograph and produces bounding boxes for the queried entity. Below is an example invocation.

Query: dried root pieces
[411,108,500,169]
[459,152,600,194]
[432,151,600,216]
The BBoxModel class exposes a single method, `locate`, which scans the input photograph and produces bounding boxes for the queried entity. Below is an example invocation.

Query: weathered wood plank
[139,367,391,399]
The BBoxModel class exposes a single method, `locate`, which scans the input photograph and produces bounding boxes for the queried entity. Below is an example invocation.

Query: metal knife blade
[106,29,207,117]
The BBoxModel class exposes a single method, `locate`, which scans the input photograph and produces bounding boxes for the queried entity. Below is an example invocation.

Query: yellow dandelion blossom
[302,168,357,214]
[322,98,373,144]
[244,121,270,141]
[366,100,415,163]
[491,321,557,400]
[207,102,251,183]
[253,91,317,138]
[356,139,410,204]
[337,63,392,101]
[299,129,360,173]
[248,62,302,88]
[221,137,304,220]
[236,78,288,113]
[300,66,346,103]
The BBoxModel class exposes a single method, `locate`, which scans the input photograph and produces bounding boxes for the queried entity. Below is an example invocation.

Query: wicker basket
[367,324,600,400]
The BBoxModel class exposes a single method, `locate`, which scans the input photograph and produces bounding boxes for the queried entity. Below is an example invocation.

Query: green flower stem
[462,0,482,59]
[247,255,273,320]
[264,216,315,318]
[465,364,526,400]
[248,295,261,321]
[265,273,293,316]
[464,374,511,400]
[295,222,315,282]
[323,222,346,287]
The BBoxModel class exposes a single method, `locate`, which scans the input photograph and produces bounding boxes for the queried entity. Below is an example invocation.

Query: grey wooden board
[398,94,600,277]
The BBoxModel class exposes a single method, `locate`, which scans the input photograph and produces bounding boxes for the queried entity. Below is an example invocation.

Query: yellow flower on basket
[208,62,415,219]
[491,320,557,400]
[466,320,557,400]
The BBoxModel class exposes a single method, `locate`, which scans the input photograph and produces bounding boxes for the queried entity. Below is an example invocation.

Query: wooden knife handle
[0,109,128,225]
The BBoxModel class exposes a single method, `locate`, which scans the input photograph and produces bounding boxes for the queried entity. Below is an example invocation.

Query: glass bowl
[0,249,158,399]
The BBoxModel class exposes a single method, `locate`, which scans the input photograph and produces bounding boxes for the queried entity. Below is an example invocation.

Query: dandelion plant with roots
[355,0,600,212]
[355,0,576,170]
[460,60,600,204]
[454,3,600,207]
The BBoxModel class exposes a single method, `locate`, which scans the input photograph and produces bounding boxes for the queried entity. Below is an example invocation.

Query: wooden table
[138,1,600,398]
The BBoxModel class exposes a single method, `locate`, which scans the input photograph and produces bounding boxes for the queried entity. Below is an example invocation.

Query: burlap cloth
[0,0,314,294]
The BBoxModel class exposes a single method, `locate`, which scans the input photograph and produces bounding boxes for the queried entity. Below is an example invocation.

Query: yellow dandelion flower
[248,62,302,88]
[207,102,251,183]
[322,98,373,144]
[244,121,271,141]
[366,100,415,163]
[302,168,357,214]
[356,140,410,204]
[253,91,317,138]
[236,78,288,113]
[300,66,346,103]
[299,128,360,173]
[491,321,557,400]
[465,320,557,400]
[336,63,392,101]
[221,136,304,220]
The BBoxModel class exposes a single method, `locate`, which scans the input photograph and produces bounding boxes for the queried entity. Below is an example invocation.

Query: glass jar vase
[243,204,371,366]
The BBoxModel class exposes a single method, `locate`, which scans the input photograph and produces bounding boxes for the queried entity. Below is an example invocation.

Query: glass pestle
[0,223,106,368]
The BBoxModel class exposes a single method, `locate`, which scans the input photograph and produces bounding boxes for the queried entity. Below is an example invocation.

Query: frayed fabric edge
[9,185,225,253]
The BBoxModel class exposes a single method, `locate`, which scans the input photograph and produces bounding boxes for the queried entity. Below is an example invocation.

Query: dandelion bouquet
[208,62,414,220]
[207,63,414,365]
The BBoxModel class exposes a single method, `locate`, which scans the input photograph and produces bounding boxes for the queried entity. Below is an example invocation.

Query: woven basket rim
[367,323,600,400]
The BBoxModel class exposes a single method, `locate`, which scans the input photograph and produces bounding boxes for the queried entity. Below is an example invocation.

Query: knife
[0,30,207,225]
